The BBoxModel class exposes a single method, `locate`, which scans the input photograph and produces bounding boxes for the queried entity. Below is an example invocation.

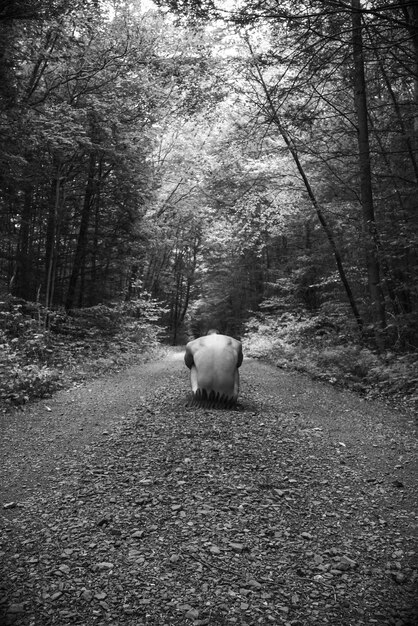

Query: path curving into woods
[1,350,418,625]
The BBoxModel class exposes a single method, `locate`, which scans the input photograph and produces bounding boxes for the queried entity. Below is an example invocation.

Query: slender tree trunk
[90,157,103,306]
[24,27,61,104]
[283,135,363,331]
[65,152,96,310]
[45,162,62,308]
[285,134,363,329]
[0,17,17,108]
[373,48,418,182]
[351,0,386,349]
[179,231,200,328]
[400,0,418,138]
[245,35,365,335]
[14,184,34,299]
[171,250,183,344]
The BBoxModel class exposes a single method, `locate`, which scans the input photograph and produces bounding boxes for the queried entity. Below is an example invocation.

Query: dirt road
[1,351,417,625]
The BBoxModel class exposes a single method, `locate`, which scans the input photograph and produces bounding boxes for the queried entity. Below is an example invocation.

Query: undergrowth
[3,296,417,414]
[243,310,418,413]
[0,296,166,410]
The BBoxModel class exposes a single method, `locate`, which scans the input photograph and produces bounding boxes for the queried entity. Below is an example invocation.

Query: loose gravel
[1,351,417,625]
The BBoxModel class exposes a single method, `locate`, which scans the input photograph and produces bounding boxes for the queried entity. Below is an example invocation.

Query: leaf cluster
[0,295,166,409]
[244,308,418,412]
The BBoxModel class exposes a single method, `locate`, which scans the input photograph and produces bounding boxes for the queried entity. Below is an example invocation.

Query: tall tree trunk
[179,231,200,329]
[351,0,386,349]
[400,0,418,139]
[14,184,35,299]
[90,157,103,306]
[171,250,183,344]
[45,162,62,308]
[245,35,365,335]
[0,16,17,109]
[65,152,96,310]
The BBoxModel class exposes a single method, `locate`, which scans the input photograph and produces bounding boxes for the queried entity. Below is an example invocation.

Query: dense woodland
[1,0,418,407]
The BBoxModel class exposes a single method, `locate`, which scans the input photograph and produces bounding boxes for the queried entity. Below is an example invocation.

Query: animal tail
[187,388,237,409]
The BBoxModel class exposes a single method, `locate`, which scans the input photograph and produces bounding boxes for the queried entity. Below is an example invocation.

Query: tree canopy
[1,0,417,351]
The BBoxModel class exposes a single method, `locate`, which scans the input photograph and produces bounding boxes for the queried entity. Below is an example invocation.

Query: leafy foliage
[244,309,418,412]
[0,331,61,406]
[0,295,166,409]
[150,0,418,351]
[1,0,418,390]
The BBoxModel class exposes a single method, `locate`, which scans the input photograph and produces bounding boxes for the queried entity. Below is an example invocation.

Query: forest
[0,0,417,409]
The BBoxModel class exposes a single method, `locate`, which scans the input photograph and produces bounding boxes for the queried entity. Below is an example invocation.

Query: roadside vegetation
[244,308,418,414]
[0,295,165,410]
[1,2,418,416]
[1,295,417,414]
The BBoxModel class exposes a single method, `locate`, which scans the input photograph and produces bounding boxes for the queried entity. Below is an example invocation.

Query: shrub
[316,346,380,380]
[2,363,61,406]
[243,310,418,410]
[0,294,168,410]
[0,332,61,406]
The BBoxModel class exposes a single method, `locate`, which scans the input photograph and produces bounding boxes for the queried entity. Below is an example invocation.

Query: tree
[2,0,417,352]
[0,3,164,308]
[351,0,386,346]
[243,33,365,334]
[152,0,418,349]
